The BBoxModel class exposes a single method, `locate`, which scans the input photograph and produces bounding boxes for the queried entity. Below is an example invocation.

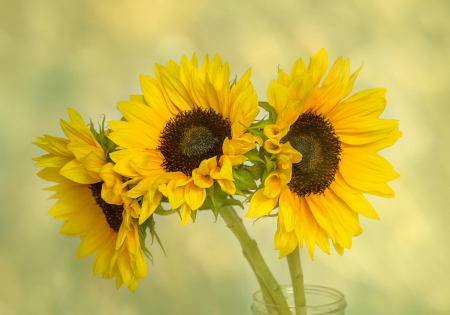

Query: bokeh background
[1,0,449,314]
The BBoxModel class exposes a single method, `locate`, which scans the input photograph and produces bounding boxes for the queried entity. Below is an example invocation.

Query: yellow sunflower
[33,109,147,292]
[108,53,260,225]
[246,49,402,259]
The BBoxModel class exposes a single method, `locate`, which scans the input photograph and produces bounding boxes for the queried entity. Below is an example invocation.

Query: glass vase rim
[252,284,346,310]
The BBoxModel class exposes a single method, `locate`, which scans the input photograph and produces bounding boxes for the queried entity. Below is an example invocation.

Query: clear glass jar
[251,285,347,315]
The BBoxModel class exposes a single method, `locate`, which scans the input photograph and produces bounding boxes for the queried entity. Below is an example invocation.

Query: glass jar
[251,285,347,315]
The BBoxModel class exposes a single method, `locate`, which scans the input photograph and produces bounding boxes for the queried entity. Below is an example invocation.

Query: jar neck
[251,285,347,315]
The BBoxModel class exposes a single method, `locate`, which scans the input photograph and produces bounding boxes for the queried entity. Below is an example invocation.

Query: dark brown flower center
[89,182,123,232]
[158,107,231,176]
[281,110,342,197]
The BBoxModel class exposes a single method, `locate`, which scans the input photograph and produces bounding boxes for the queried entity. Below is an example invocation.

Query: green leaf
[191,210,197,223]
[244,151,265,164]
[258,101,277,123]
[233,166,258,190]
[154,204,178,216]
[160,196,169,203]
[234,188,248,197]
[245,163,265,181]
[248,129,268,141]
[261,169,269,187]
[89,118,102,144]
[154,231,167,256]
[230,75,237,88]
[223,198,244,209]
[138,220,153,262]
[264,155,276,174]
[148,215,156,244]
[208,181,228,221]
[250,118,272,130]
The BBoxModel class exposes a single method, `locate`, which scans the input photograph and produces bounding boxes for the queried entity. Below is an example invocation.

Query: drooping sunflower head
[108,53,261,225]
[247,49,402,259]
[33,109,147,292]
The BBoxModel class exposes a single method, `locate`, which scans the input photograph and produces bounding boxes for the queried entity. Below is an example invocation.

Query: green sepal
[154,204,177,216]
[244,151,265,164]
[230,75,237,88]
[234,188,248,197]
[245,163,265,181]
[206,181,228,221]
[233,166,258,190]
[191,210,197,223]
[258,101,277,123]
[265,155,276,173]
[147,214,166,256]
[160,196,169,203]
[261,169,269,188]
[89,118,102,144]
[249,117,272,130]
[138,219,153,262]
[89,116,118,163]
[223,197,244,209]
[238,121,268,142]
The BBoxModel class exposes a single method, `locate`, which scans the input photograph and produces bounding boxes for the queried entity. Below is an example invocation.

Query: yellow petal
[60,159,100,184]
[129,152,165,177]
[211,156,233,180]
[184,182,206,210]
[192,168,214,188]
[267,80,290,115]
[160,67,194,111]
[277,69,291,87]
[275,99,303,129]
[108,128,158,149]
[340,147,400,183]
[82,151,106,179]
[246,189,279,218]
[32,154,72,168]
[316,227,330,255]
[278,187,298,232]
[33,135,72,156]
[264,124,283,139]
[205,75,220,112]
[139,74,174,118]
[167,175,191,209]
[117,101,166,131]
[329,88,387,121]
[263,170,283,199]
[287,72,314,111]
[216,178,236,195]
[181,203,192,226]
[290,57,307,81]
[60,109,100,148]
[99,163,122,188]
[331,181,380,220]
[264,139,282,154]
[307,48,328,88]
[298,197,318,260]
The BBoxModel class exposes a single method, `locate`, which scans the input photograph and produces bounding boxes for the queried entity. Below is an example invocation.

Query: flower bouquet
[33,49,401,314]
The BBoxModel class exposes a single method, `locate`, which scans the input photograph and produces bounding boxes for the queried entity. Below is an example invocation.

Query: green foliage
[258,101,277,124]
[89,116,118,163]
[205,181,229,221]
[233,165,258,190]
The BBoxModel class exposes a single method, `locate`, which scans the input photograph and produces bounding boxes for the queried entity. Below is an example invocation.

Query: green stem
[220,206,292,315]
[242,251,280,315]
[286,246,306,314]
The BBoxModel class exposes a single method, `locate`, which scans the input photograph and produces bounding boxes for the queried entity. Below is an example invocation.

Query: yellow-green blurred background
[1,0,449,314]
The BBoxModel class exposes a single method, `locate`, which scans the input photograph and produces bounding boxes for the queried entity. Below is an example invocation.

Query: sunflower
[245,49,402,259]
[108,53,260,225]
[33,109,147,292]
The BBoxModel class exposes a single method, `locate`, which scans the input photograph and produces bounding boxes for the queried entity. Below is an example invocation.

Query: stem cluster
[220,206,306,315]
